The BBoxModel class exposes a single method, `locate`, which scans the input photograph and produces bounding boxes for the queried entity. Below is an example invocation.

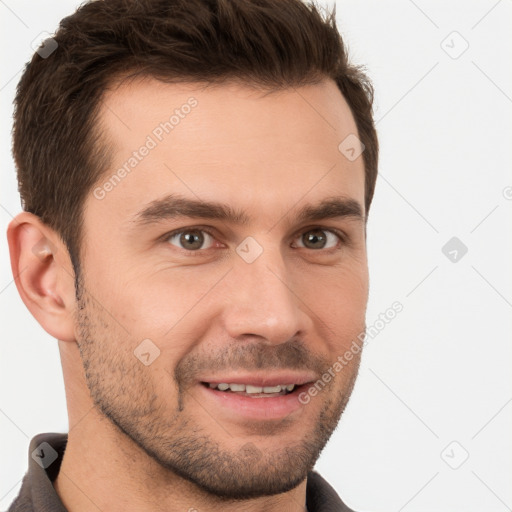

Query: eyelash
[161,226,347,256]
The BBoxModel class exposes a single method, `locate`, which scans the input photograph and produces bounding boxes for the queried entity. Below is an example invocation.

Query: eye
[293,228,343,250]
[166,228,216,251]
[162,226,345,254]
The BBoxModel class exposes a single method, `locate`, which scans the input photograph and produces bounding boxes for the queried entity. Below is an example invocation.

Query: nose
[220,242,311,345]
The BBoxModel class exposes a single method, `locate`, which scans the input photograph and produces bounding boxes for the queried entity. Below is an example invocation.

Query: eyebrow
[130,193,364,228]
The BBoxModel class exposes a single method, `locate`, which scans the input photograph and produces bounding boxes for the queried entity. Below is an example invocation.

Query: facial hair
[74,274,361,500]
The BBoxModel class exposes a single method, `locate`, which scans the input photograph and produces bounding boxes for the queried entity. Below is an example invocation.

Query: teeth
[207,383,297,393]
[245,385,263,394]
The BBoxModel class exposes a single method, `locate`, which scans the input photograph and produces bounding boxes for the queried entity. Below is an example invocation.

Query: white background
[1,1,511,511]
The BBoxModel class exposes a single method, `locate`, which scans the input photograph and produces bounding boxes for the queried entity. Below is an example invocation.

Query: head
[9,0,378,501]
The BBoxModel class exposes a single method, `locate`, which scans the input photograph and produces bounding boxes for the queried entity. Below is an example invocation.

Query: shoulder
[306,470,358,512]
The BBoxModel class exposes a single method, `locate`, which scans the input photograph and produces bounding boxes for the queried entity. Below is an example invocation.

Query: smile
[202,382,296,397]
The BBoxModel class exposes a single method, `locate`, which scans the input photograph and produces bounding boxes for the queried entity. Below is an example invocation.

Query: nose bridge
[221,238,305,344]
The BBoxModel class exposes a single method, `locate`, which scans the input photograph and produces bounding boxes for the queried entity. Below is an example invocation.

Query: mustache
[174,339,329,387]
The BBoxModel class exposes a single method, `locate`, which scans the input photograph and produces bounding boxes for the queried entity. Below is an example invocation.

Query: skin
[8,77,368,512]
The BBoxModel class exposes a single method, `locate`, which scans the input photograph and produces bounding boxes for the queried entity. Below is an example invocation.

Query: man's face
[75,77,368,499]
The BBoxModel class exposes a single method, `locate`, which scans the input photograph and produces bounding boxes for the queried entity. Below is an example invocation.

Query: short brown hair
[13,0,378,274]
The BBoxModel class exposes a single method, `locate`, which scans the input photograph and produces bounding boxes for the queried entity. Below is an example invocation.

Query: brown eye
[166,229,214,251]
[296,229,341,250]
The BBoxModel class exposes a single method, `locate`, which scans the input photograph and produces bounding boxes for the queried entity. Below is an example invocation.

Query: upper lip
[199,372,317,387]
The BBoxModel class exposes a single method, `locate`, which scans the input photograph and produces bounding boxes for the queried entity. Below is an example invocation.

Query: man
[6,0,378,510]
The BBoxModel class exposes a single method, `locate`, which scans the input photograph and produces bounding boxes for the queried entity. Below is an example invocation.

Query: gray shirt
[7,432,356,512]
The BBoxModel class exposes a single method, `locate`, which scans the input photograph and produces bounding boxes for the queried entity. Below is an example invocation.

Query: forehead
[90,77,365,229]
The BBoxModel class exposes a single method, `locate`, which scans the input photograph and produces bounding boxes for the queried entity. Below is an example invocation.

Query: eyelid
[161,225,220,254]
[291,225,346,250]
[160,224,347,253]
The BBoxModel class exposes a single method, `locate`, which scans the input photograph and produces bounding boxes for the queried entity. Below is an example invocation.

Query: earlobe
[7,212,76,342]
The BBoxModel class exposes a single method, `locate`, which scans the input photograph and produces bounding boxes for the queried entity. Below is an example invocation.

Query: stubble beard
[74,275,360,500]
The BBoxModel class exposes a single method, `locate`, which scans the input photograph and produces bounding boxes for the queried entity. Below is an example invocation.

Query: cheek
[304,260,368,310]
[302,264,368,349]
[97,266,225,357]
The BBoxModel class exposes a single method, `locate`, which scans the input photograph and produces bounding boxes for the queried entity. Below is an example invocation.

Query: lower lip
[197,383,310,421]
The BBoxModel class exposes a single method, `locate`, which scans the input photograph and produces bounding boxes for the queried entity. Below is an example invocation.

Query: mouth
[197,377,315,421]
[200,381,302,398]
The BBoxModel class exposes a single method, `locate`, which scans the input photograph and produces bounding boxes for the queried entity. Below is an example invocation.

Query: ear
[6,212,77,342]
